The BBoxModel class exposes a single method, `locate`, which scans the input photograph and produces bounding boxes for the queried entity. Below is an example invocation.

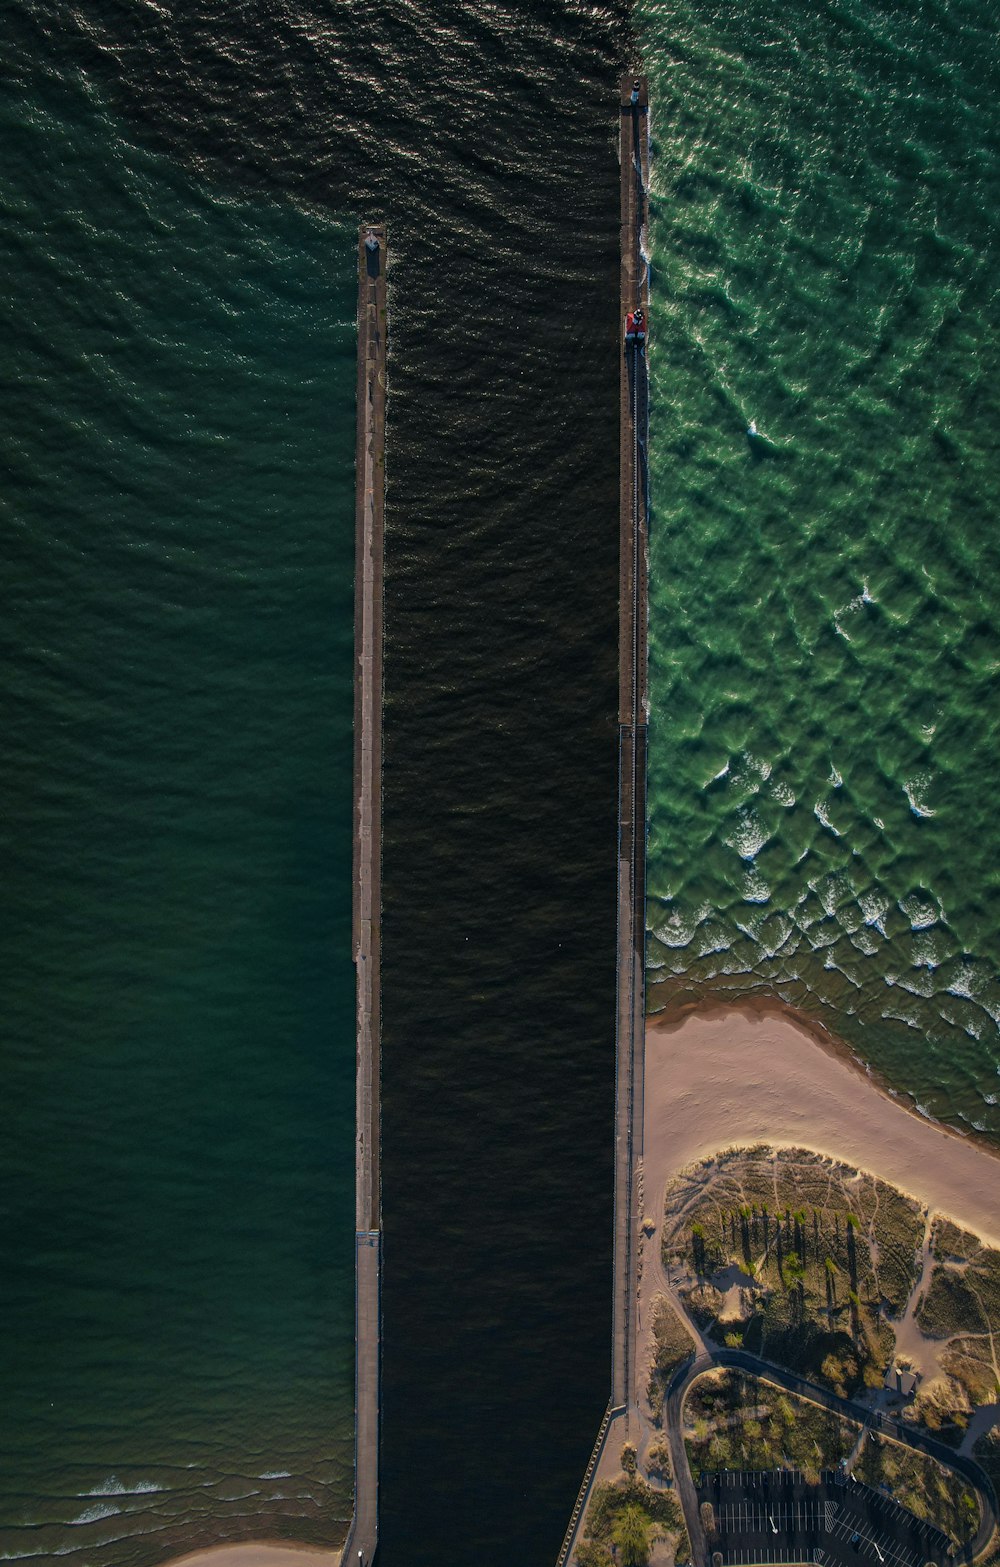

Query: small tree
[821,1353,847,1397]
[613,1503,651,1567]
[692,1222,706,1275]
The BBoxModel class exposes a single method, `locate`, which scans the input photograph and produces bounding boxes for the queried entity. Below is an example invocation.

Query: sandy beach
[625,1000,1000,1483]
[643,1002,1000,1251]
[160,1545,341,1567]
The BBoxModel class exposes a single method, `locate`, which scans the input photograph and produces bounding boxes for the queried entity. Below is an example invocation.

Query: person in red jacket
[625,307,647,348]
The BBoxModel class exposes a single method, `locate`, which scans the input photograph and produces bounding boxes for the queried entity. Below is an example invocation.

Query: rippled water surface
[640,0,1000,1137]
[2,16,357,1564]
[4,3,628,1564]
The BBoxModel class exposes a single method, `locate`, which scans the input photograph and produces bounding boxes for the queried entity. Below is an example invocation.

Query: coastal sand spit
[644,1003,1000,1249]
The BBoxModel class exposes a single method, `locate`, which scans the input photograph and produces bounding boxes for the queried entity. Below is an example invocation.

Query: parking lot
[699,1469,954,1567]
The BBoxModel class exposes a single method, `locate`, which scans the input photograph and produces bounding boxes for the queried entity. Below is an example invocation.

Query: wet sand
[644,1002,1000,1249]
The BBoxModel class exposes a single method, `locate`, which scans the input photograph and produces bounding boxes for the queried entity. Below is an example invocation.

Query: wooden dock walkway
[554,72,650,1567]
[344,223,387,1567]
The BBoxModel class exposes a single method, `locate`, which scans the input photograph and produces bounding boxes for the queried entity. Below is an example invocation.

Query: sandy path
[643,1005,1000,1253]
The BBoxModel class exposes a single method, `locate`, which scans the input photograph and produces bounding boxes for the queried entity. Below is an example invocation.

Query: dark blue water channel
[3,4,630,1564]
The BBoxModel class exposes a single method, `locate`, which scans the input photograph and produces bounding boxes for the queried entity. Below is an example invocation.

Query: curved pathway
[662,1347,998,1563]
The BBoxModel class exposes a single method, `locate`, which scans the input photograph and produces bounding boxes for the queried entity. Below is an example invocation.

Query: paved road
[343,223,387,1567]
[665,1350,997,1565]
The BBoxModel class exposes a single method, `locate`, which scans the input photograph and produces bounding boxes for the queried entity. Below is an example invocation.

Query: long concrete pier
[344,223,387,1567]
[613,69,649,1423]
[554,74,650,1567]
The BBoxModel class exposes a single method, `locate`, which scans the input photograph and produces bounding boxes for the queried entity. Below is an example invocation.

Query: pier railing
[553,1401,622,1567]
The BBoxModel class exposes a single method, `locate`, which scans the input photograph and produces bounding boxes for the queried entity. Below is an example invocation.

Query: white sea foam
[259,1470,292,1480]
[881,1005,922,1031]
[83,1477,163,1497]
[727,807,769,861]
[653,909,697,949]
[813,799,841,836]
[858,890,889,933]
[814,872,851,919]
[833,582,875,640]
[947,965,979,1002]
[911,930,946,969]
[70,1503,120,1525]
[729,751,772,794]
[770,780,795,807]
[975,994,1000,1030]
[828,764,843,788]
[695,931,734,960]
[900,893,940,930]
[739,871,771,908]
[903,773,936,817]
[850,927,880,957]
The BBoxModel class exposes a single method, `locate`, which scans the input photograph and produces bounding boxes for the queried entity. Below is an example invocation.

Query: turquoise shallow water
[639,0,1000,1137]
[0,41,357,1565]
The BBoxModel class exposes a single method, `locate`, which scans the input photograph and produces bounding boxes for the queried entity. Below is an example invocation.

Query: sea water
[3,2,629,1563]
[1,19,357,1562]
[639,0,1000,1139]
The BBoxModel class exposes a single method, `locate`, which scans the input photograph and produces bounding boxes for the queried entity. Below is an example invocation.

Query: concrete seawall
[555,73,650,1567]
[344,224,387,1567]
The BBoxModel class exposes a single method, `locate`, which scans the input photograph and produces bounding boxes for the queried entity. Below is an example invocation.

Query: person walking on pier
[625,306,646,353]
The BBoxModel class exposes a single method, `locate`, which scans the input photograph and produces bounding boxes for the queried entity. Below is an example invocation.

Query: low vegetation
[574,1469,689,1567]
[917,1219,1000,1408]
[648,1294,697,1420]
[663,1146,922,1395]
[972,1431,1000,1567]
[683,1369,856,1484]
[855,1431,979,1544]
[684,1370,980,1547]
